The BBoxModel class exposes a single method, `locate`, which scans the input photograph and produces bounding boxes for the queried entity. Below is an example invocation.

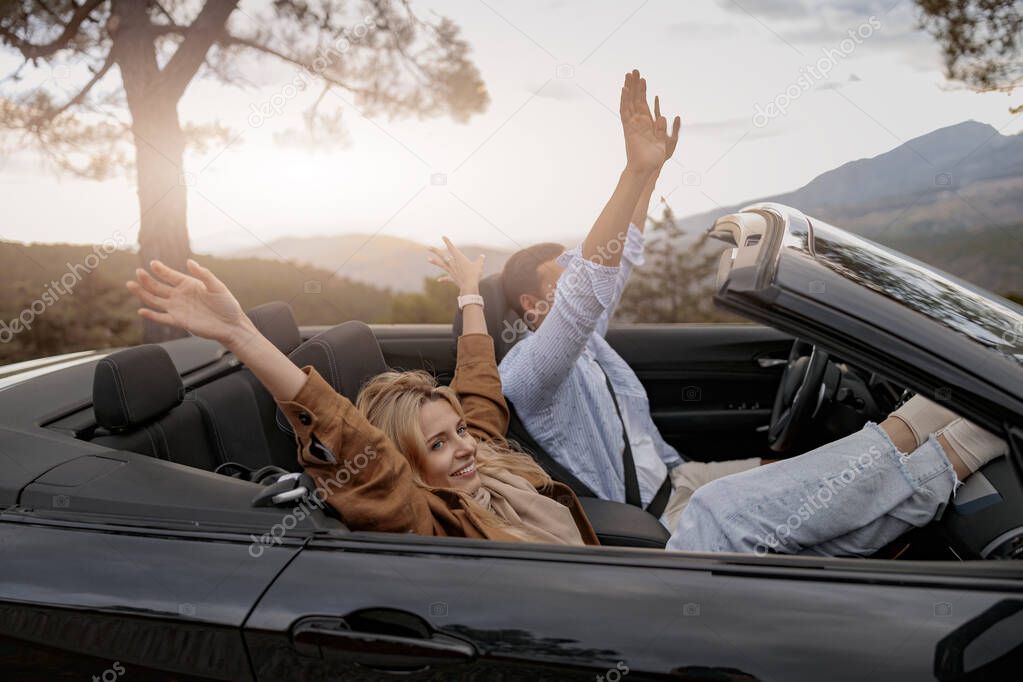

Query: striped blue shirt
[499,225,683,507]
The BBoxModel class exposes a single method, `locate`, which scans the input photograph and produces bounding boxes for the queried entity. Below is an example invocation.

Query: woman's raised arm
[428,238,509,440]
[428,236,487,336]
[127,259,434,534]
[126,259,307,401]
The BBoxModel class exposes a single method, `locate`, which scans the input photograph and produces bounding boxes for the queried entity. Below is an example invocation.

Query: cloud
[716,0,811,19]
[717,0,942,72]
[717,0,892,22]
[719,0,902,39]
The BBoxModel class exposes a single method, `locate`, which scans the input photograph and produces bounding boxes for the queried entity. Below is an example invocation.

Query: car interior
[32,277,1023,560]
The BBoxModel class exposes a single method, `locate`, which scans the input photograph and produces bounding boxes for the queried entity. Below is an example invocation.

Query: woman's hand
[126,259,252,348]
[428,237,485,295]
[128,259,308,403]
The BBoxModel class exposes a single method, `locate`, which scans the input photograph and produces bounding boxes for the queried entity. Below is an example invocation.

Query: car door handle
[293,614,477,673]
[757,357,788,368]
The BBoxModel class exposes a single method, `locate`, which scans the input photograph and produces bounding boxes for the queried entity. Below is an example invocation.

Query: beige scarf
[473,470,584,545]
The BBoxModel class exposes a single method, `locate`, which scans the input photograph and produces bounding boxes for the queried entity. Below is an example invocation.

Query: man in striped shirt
[498,71,760,530]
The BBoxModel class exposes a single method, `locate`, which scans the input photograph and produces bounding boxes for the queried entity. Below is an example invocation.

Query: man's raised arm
[592,90,681,336]
[580,70,666,266]
[503,70,678,406]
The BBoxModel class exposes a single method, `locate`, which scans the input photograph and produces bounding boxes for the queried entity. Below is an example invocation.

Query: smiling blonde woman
[354,367,590,544]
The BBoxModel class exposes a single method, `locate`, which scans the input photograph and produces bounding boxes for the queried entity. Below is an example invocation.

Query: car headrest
[247,301,301,354]
[452,273,525,362]
[93,345,183,431]
[276,321,387,436]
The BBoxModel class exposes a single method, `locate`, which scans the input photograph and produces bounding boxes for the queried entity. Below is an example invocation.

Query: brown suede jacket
[277,333,599,545]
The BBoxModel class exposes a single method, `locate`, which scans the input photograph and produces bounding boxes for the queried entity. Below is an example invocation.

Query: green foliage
[0,242,403,363]
[616,204,743,323]
[389,278,458,324]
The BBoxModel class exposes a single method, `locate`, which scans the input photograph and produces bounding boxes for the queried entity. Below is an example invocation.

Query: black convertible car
[1,203,1021,680]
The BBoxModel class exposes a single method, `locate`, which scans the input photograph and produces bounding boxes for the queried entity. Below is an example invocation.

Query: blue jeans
[667,422,958,556]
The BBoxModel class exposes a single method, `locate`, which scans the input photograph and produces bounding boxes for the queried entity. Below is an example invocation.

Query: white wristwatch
[457,294,485,310]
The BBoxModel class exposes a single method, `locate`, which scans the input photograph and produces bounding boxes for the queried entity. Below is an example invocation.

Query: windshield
[809,220,1023,366]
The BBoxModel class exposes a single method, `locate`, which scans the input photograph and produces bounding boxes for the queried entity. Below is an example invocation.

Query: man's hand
[654,95,682,166]
[583,69,678,265]
[620,70,677,174]
[627,84,682,231]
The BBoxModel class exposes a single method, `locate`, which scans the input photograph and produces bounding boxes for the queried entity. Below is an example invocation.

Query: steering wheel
[768,340,830,452]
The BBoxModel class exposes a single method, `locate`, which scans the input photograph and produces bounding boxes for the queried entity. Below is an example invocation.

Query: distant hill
[229,234,514,293]
[677,120,1023,235]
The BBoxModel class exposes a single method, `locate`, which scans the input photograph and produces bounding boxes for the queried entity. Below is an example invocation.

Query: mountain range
[229,234,514,293]
[228,121,1023,296]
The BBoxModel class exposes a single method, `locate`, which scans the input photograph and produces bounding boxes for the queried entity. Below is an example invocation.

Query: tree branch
[33,1,65,23]
[44,50,116,121]
[159,0,239,100]
[0,0,104,59]
[221,32,373,95]
[150,23,371,95]
[1,57,29,84]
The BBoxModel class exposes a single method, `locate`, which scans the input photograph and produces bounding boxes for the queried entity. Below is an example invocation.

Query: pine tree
[617,203,740,323]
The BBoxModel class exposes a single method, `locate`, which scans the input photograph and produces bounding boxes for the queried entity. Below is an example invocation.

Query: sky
[1,0,1021,256]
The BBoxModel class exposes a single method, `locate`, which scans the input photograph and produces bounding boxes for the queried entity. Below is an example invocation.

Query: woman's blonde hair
[355,369,552,531]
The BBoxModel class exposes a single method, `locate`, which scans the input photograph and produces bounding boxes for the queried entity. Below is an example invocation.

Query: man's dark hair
[501,242,565,315]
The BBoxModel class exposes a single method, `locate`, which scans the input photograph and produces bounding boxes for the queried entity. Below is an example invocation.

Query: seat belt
[596,361,673,517]
[647,475,672,519]
[596,361,644,510]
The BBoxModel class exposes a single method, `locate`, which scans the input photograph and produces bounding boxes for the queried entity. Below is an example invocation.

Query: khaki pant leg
[662,458,762,532]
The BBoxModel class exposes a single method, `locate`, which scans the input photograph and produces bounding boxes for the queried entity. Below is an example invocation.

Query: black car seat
[274,320,388,438]
[191,302,305,471]
[91,344,221,470]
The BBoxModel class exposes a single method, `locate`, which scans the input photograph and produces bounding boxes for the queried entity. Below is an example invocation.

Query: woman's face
[418,398,481,493]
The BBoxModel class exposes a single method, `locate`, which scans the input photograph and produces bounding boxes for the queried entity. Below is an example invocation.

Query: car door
[243,533,1023,681]
[606,323,792,460]
[0,515,301,681]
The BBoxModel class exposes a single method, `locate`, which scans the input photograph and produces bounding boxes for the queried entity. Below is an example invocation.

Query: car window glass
[811,220,1023,366]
